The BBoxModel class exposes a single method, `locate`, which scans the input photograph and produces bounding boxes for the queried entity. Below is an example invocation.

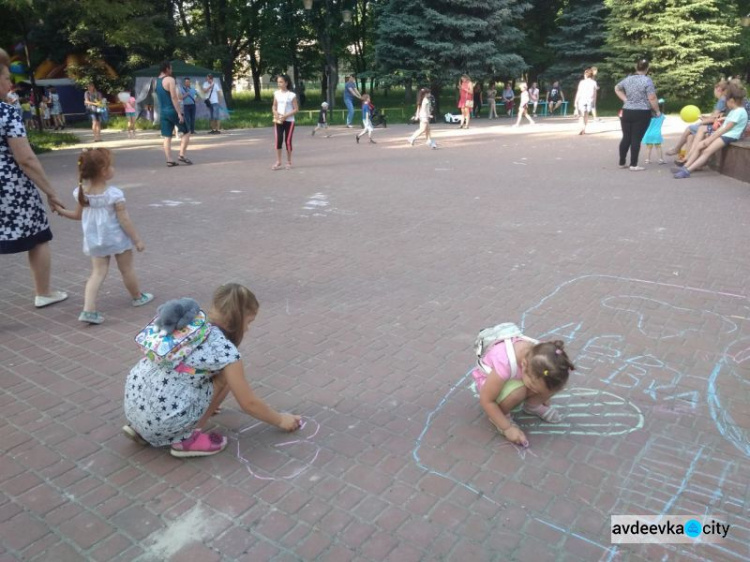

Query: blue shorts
[721,135,737,146]
[209,103,219,120]
[689,122,716,135]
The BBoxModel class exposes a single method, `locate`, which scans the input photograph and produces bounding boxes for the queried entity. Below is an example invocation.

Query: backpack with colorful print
[135,307,210,370]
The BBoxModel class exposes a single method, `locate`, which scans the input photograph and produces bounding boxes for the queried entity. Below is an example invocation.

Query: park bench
[710,139,750,184]
[494,100,569,117]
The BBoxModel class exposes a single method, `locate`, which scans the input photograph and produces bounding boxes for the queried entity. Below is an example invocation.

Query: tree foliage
[3,0,174,91]
[604,0,740,98]
[375,0,530,88]
[543,0,608,88]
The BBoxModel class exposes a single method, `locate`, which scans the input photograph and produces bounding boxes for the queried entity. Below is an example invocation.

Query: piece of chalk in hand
[521,440,529,448]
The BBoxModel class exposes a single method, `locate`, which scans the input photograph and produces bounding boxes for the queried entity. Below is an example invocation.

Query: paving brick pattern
[2,117,749,561]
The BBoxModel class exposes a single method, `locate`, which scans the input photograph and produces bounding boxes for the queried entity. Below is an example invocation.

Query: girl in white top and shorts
[271,74,298,170]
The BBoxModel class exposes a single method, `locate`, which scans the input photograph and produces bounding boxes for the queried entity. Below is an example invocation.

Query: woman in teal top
[156,61,191,167]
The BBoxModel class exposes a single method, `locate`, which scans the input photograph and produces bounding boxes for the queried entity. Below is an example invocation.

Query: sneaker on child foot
[122,425,148,446]
[79,311,104,324]
[132,293,154,307]
[170,430,228,458]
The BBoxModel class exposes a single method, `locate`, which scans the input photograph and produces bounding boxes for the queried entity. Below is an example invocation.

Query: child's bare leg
[196,374,230,428]
[497,385,528,417]
[657,145,664,163]
[685,128,709,165]
[84,256,110,312]
[114,250,142,299]
[669,127,692,154]
[686,137,726,172]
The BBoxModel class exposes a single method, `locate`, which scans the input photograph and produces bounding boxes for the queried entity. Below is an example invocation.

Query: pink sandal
[170,430,228,458]
[523,403,563,423]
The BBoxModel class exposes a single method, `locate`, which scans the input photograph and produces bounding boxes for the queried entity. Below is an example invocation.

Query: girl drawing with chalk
[473,325,575,446]
[123,283,301,457]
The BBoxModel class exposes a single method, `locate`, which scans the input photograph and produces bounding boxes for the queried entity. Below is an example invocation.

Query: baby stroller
[370,105,387,128]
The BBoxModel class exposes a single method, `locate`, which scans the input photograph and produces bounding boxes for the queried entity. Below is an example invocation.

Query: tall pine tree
[604,0,740,98]
[375,0,530,91]
[543,0,609,88]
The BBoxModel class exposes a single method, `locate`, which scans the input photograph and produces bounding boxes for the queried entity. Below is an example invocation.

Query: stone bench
[710,140,750,183]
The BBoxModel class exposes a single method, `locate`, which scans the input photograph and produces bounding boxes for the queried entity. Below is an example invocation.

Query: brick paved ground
[2,115,749,561]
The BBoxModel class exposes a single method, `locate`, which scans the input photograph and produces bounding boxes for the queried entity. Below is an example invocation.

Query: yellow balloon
[680,105,701,123]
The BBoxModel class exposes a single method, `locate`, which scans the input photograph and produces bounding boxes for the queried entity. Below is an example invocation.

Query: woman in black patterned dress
[0,63,68,308]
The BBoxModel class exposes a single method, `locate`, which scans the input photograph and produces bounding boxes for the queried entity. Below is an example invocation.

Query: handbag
[204,85,214,108]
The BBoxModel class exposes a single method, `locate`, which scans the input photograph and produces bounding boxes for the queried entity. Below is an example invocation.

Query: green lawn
[27,130,80,153]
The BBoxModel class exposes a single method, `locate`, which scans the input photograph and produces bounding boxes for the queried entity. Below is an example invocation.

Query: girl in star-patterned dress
[123,283,302,458]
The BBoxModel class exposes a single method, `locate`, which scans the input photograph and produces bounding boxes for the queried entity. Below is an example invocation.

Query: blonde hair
[77,148,113,207]
[209,283,260,346]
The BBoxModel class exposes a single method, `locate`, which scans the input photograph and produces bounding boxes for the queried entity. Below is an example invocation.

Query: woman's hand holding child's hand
[47,194,65,213]
[279,413,302,432]
[503,426,529,447]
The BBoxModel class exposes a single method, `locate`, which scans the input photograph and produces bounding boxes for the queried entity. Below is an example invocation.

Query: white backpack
[474,323,538,376]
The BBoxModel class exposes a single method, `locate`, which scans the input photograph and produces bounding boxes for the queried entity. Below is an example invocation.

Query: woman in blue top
[614,59,662,171]
[181,78,197,134]
[343,75,362,128]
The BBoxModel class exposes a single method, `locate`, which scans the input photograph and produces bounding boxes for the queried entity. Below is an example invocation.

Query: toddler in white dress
[57,148,153,324]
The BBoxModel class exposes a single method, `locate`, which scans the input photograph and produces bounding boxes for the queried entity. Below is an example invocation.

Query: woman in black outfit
[614,59,661,171]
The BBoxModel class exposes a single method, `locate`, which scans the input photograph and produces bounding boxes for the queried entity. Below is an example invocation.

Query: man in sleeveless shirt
[157,61,191,166]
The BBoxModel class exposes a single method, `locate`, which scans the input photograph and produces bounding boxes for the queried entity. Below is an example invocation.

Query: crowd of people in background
[2,45,747,181]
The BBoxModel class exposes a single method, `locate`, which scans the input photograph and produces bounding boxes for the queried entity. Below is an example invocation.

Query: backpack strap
[505,338,518,378]
[482,334,539,377]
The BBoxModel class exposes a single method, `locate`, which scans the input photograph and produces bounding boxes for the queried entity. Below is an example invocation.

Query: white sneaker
[34,290,68,308]
[132,292,155,307]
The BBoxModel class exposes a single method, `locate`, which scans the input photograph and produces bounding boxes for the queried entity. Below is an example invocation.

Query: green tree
[4,0,173,91]
[375,0,530,106]
[604,0,740,98]
[174,0,269,106]
[543,0,608,87]
[518,0,567,82]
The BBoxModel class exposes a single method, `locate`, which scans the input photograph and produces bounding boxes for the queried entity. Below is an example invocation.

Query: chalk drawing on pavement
[229,417,320,481]
[414,275,749,561]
